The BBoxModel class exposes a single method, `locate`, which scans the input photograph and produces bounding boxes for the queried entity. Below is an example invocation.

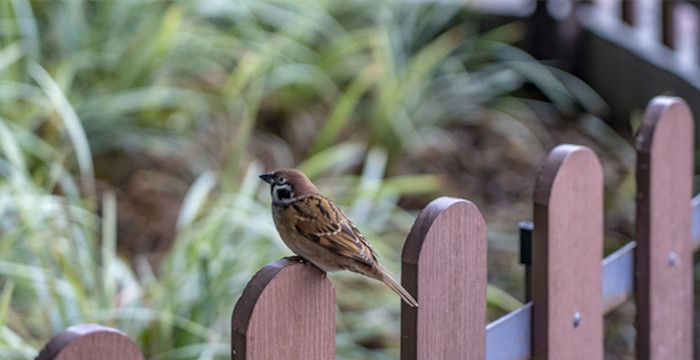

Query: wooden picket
[635,97,694,359]
[532,145,604,359]
[401,197,487,359]
[31,94,697,359]
[231,258,335,359]
[35,324,144,360]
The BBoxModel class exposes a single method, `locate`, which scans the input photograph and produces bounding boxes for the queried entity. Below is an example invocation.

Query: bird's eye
[276,177,287,185]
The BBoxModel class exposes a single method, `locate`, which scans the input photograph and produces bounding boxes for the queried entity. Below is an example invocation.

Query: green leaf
[487,284,523,313]
[30,64,94,195]
[177,171,218,229]
[298,142,366,178]
[0,280,15,328]
[311,66,375,152]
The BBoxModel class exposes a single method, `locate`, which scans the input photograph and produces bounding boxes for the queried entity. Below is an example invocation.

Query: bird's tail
[379,270,418,307]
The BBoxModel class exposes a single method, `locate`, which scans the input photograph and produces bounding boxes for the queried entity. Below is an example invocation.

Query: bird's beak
[259,173,275,184]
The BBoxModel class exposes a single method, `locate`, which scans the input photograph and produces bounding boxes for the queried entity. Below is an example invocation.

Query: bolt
[573,312,582,328]
[668,251,679,267]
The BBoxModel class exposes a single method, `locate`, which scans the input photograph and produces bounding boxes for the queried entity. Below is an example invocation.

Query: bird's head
[259,168,318,205]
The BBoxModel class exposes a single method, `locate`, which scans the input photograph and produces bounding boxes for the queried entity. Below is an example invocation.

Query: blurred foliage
[0,0,616,359]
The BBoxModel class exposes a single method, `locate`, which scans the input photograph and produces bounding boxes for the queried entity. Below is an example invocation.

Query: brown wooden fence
[35,95,697,359]
[506,0,700,138]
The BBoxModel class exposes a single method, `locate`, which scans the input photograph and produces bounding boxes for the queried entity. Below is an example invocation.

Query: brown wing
[288,194,378,267]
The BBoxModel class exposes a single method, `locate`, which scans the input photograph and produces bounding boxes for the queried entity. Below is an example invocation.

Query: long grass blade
[29,64,95,195]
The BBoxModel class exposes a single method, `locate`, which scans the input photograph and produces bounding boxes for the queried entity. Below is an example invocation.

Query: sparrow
[259,168,418,307]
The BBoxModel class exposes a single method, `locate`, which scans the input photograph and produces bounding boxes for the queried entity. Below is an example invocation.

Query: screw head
[668,251,679,267]
[572,312,582,328]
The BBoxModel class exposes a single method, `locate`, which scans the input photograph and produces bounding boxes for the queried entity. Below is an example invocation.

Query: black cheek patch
[276,188,291,200]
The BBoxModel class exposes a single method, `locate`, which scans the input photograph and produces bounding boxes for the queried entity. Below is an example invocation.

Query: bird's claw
[284,255,307,264]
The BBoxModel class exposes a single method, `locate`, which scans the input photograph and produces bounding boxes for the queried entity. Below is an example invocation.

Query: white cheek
[272,184,294,204]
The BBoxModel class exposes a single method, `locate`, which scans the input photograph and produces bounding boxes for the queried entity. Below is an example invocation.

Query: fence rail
[34,95,697,359]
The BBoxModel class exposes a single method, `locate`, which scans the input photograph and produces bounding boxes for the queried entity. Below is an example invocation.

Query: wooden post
[519,221,534,302]
[635,96,694,359]
[661,1,676,49]
[621,0,636,26]
[532,145,604,359]
[35,324,144,360]
[401,197,487,359]
[231,258,335,360]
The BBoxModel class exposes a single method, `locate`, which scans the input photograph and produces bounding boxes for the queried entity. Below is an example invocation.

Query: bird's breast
[271,204,343,272]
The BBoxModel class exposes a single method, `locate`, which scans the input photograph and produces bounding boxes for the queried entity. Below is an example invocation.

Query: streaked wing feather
[291,194,377,267]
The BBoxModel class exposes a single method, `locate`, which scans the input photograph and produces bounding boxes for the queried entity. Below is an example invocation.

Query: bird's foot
[284,255,307,264]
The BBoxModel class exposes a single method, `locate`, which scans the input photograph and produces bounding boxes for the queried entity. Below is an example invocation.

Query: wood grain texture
[35,324,143,360]
[231,258,335,360]
[532,145,603,360]
[635,96,694,360]
[401,197,487,360]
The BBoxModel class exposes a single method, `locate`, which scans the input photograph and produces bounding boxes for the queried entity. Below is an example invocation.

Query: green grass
[0,0,607,358]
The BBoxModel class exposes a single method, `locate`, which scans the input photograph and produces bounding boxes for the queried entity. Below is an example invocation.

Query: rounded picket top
[533,144,603,206]
[35,323,144,360]
[636,96,693,155]
[401,197,487,359]
[231,258,335,360]
[532,144,604,360]
[635,96,693,359]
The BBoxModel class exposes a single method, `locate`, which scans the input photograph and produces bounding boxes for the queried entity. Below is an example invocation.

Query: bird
[259,168,419,307]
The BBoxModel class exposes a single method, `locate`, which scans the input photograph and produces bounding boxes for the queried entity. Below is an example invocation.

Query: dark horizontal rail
[485,193,700,359]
